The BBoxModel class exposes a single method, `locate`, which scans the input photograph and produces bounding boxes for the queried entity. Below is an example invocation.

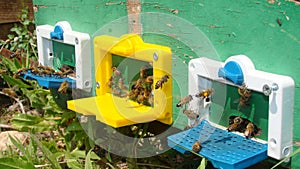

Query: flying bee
[2,88,17,98]
[183,109,199,120]
[112,66,122,77]
[236,84,252,110]
[238,84,251,98]
[195,88,214,99]
[238,96,250,110]
[176,95,193,107]
[192,141,201,153]
[58,80,69,93]
[155,75,169,89]
[244,122,262,139]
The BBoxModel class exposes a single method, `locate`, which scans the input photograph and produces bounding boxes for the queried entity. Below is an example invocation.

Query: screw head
[96,82,100,88]
[263,84,272,96]
[153,52,158,61]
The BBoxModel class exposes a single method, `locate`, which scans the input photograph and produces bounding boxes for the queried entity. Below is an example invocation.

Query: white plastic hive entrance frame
[188,55,294,160]
[36,21,92,90]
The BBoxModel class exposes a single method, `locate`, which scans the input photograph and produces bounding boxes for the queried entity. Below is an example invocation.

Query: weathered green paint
[33,0,300,167]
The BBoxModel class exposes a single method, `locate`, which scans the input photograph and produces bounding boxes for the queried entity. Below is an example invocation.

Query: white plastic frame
[188,55,294,160]
[36,21,92,90]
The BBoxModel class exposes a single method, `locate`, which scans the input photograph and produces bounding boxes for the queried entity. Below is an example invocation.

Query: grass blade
[271,147,300,169]
[0,157,35,169]
[85,149,93,169]
[31,135,62,169]
[8,134,32,163]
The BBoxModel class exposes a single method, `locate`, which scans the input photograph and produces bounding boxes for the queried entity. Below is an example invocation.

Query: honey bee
[244,122,262,139]
[236,84,251,110]
[53,71,65,77]
[30,67,40,75]
[132,78,144,89]
[112,66,122,77]
[183,109,199,120]
[58,80,69,93]
[2,88,17,97]
[136,95,146,104]
[118,78,127,90]
[112,88,121,95]
[227,116,244,132]
[38,65,55,73]
[144,76,153,85]
[155,75,169,89]
[108,77,114,88]
[195,88,214,99]
[192,141,201,153]
[13,68,29,78]
[140,66,148,78]
[176,95,193,107]
[40,69,54,76]
[238,84,251,98]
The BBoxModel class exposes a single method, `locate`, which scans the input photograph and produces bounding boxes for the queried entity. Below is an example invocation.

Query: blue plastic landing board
[167,120,268,169]
[21,71,76,89]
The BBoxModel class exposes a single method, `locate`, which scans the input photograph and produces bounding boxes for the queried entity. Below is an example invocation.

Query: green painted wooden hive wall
[33,0,300,167]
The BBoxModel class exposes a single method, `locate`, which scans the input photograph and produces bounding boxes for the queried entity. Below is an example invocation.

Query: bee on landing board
[192,141,201,153]
[227,116,244,132]
[58,80,69,94]
[155,75,169,89]
[227,116,262,139]
[244,122,262,139]
[176,95,193,107]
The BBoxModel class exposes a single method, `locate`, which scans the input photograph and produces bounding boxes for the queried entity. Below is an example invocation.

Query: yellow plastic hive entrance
[67,34,172,128]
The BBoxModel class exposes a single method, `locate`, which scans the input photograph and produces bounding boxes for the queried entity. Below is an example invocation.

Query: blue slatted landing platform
[167,120,268,169]
[21,71,76,89]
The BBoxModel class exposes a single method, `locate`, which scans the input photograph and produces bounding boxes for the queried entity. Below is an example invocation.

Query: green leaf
[66,121,84,132]
[8,135,32,163]
[0,157,35,169]
[197,158,208,169]
[11,113,43,125]
[85,149,93,169]
[1,74,31,88]
[8,34,14,39]
[0,56,18,72]
[67,160,83,169]
[31,135,62,169]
